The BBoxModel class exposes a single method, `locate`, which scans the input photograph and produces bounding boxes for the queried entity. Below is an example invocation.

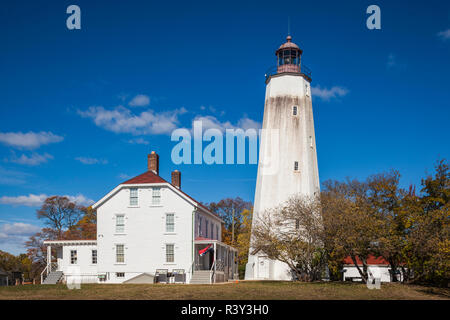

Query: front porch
[193,239,239,284]
[42,240,98,284]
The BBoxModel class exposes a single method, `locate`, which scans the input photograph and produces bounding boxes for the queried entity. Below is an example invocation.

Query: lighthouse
[245,36,320,280]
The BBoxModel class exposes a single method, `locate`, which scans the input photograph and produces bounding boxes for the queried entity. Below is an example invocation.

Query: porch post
[213,242,216,283]
[46,245,51,275]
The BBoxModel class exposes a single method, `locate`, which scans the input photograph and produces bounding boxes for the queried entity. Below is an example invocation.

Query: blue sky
[0,0,449,254]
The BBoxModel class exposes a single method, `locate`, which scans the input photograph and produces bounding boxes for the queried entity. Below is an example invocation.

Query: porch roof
[43,239,97,246]
[194,238,238,252]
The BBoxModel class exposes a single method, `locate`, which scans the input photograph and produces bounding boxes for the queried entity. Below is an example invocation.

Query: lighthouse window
[293,106,298,116]
[284,50,292,64]
[294,161,299,171]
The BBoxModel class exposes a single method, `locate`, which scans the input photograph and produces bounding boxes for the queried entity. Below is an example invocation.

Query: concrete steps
[42,271,63,285]
[190,271,212,284]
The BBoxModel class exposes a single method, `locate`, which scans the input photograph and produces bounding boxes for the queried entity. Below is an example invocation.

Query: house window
[293,105,298,116]
[92,250,97,264]
[116,272,125,278]
[216,225,219,240]
[305,84,310,96]
[166,213,175,232]
[294,161,299,171]
[152,187,161,205]
[70,250,77,264]
[116,215,125,233]
[199,217,203,236]
[206,221,209,238]
[211,224,214,240]
[116,244,125,263]
[130,188,138,206]
[166,244,174,263]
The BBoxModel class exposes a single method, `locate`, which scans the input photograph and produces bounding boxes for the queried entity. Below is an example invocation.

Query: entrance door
[257,256,269,279]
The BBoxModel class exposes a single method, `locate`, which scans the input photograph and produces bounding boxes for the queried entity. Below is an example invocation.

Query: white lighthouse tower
[245,36,320,280]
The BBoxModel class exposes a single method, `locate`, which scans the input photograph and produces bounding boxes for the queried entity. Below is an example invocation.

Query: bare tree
[36,196,83,238]
[251,195,326,281]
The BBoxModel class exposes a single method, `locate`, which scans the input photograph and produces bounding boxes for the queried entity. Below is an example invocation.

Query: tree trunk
[350,253,368,282]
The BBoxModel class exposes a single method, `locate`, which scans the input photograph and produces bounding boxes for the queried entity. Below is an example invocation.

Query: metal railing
[265,64,312,82]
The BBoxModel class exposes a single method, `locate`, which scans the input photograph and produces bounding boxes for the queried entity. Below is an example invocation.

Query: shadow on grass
[415,285,450,299]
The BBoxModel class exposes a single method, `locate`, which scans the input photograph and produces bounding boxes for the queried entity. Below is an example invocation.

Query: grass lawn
[0,281,448,300]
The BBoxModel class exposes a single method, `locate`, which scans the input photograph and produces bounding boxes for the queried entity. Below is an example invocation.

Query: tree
[366,170,408,282]
[0,251,34,281]
[25,227,58,268]
[207,197,252,246]
[36,196,84,238]
[405,159,449,285]
[235,208,252,276]
[25,196,87,281]
[321,179,383,283]
[251,195,325,281]
[63,206,97,240]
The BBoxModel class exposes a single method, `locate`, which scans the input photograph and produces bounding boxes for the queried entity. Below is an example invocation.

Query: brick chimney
[171,170,181,189]
[148,151,159,175]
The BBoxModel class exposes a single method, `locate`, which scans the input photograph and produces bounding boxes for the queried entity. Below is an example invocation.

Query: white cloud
[0,194,46,206]
[0,222,42,255]
[7,152,53,166]
[0,193,94,207]
[0,167,30,185]
[78,106,186,135]
[200,105,225,116]
[67,194,95,206]
[127,138,149,145]
[237,117,261,131]
[193,115,235,131]
[0,222,40,236]
[311,85,349,101]
[192,115,261,132]
[75,157,108,165]
[128,94,150,107]
[0,131,63,149]
[118,173,132,180]
[437,29,450,41]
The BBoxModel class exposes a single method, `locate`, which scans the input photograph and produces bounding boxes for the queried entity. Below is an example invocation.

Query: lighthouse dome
[277,35,300,50]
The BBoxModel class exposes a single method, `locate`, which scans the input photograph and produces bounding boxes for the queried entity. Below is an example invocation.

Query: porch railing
[40,262,57,284]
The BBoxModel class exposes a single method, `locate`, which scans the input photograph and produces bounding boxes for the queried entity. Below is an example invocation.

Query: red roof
[276,35,302,53]
[343,255,389,266]
[121,170,219,220]
[123,170,166,184]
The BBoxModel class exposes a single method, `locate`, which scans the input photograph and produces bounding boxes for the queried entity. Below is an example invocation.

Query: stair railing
[40,262,58,284]
[40,265,49,284]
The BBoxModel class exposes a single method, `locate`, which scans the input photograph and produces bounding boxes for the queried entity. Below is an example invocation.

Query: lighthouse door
[257,256,269,279]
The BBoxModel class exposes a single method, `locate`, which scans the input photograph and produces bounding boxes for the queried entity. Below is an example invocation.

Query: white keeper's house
[42,151,238,285]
